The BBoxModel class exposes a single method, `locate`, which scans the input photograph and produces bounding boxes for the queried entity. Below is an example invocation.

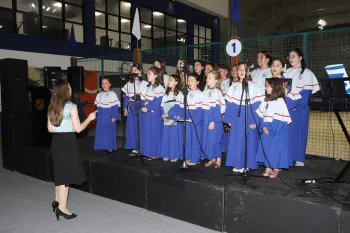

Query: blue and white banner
[325,64,350,94]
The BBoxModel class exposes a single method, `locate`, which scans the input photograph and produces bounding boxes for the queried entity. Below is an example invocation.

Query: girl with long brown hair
[154,58,169,89]
[255,78,292,178]
[47,80,96,220]
[160,74,184,162]
[139,66,165,160]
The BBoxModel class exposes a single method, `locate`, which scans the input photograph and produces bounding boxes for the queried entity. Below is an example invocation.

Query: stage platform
[13,136,350,233]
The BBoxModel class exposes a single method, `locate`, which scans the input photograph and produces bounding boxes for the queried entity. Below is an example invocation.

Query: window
[14,0,83,42]
[194,24,212,61]
[95,0,131,49]
[140,8,187,50]
[0,3,14,35]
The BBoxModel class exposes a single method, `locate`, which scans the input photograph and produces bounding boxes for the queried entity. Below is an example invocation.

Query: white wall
[177,0,229,18]
[0,49,72,69]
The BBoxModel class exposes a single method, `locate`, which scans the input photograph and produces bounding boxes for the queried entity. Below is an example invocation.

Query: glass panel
[95,0,106,12]
[194,24,198,36]
[42,0,62,19]
[166,15,176,30]
[199,26,205,37]
[0,0,12,9]
[177,33,187,45]
[95,28,106,45]
[153,26,164,40]
[199,37,205,44]
[206,28,211,40]
[0,8,14,34]
[153,39,164,48]
[16,12,40,36]
[153,11,164,27]
[17,0,39,14]
[177,19,187,33]
[108,30,119,48]
[95,12,105,28]
[141,37,152,50]
[194,36,198,45]
[121,33,131,49]
[65,23,83,42]
[194,48,199,60]
[65,4,82,23]
[107,0,119,15]
[108,15,118,30]
[206,39,211,44]
[141,23,151,37]
[65,0,83,5]
[141,8,151,24]
[42,16,63,39]
[120,18,130,32]
[166,29,176,42]
[120,1,131,18]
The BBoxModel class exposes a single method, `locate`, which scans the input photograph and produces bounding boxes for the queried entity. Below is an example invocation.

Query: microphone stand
[181,69,188,169]
[225,63,262,186]
[127,76,152,173]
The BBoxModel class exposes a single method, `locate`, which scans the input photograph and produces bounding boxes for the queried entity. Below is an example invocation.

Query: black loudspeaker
[43,67,62,90]
[0,58,32,170]
[68,66,85,92]
[27,86,52,146]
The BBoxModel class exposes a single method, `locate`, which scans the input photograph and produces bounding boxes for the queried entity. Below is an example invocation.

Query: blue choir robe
[139,84,165,157]
[169,89,204,163]
[284,68,320,162]
[256,98,292,168]
[160,91,184,160]
[202,88,226,160]
[224,81,264,169]
[94,91,120,150]
[122,80,149,150]
[251,68,273,94]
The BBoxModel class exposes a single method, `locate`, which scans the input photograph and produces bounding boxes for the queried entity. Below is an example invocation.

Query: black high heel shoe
[52,201,59,212]
[55,208,77,221]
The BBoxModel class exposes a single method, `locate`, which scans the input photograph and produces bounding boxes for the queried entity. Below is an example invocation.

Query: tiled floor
[0,157,218,233]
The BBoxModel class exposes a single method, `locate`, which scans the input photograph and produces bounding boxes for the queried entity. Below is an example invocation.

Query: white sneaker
[295,161,305,167]
[232,168,247,173]
[132,150,138,153]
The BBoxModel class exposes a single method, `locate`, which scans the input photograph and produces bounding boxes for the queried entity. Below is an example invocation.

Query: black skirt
[51,132,86,186]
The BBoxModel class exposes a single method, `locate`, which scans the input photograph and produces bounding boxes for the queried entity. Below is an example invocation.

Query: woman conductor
[47,80,97,220]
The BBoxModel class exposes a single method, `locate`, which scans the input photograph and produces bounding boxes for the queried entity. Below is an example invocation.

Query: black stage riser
[90,160,147,209]
[225,186,340,233]
[8,146,350,233]
[147,175,225,231]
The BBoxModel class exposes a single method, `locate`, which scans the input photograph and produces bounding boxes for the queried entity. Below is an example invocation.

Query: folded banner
[325,64,350,94]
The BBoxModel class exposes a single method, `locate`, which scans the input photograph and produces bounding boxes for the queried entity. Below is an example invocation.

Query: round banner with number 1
[226,39,242,57]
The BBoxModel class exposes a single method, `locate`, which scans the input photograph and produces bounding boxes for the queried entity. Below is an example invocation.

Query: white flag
[132,8,141,40]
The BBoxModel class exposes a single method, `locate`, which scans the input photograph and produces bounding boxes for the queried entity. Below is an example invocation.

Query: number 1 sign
[226,39,242,57]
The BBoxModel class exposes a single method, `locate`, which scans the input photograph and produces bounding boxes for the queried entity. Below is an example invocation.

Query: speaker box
[68,66,85,92]
[43,67,62,90]
[0,58,32,170]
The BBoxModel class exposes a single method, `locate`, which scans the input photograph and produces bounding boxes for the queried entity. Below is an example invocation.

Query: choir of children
[98,47,319,179]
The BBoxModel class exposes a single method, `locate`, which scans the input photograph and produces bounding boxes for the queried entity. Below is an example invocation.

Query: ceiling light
[177,19,185,23]
[318,19,327,27]
[121,19,129,23]
[0,25,2,29]
[143,25,151,28]
[95,12,102,16]
[53,9,57,13]
[46,7,51,11]
[123,2,131,7]
[29,3,35,8]
[153,12,163,16]
[42,25,48,28]
[53,3,62,7]
[42,5,45,9]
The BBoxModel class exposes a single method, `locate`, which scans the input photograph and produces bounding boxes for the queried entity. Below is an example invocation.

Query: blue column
[83,0,96,45]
